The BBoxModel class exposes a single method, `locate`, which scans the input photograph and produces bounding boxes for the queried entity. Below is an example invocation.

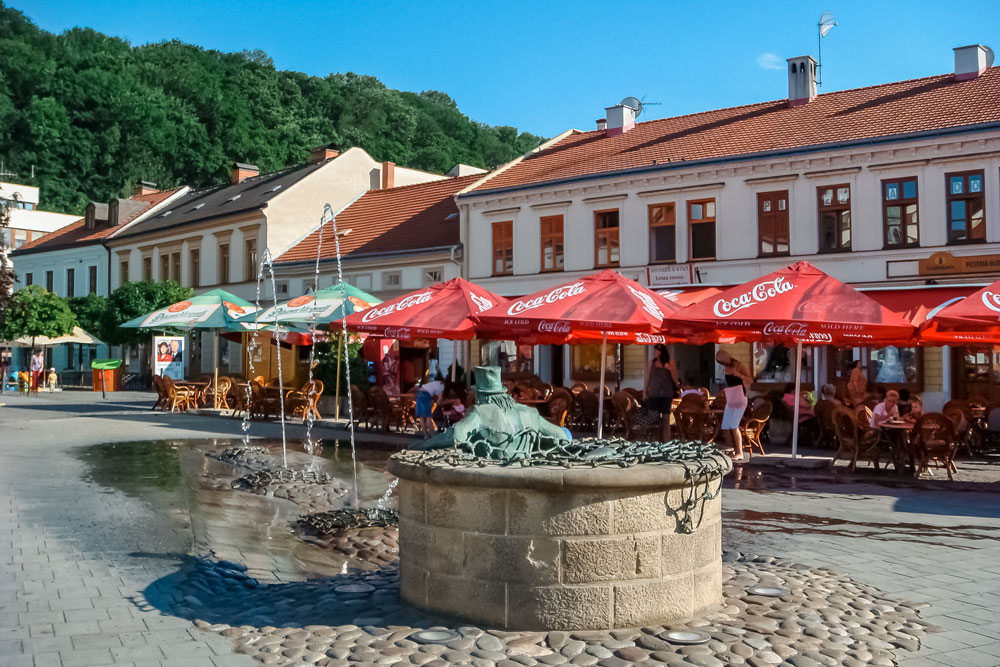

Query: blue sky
[16,0,1000,138]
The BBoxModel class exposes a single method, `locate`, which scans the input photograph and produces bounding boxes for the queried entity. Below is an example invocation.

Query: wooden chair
[678,392,708,411]
[674,404,720,444]
[570,381,588,394]
[911,413,958,480]
[368,386,403,433]
[856,405,874,429]
[230,381,250,420]
[709,392,727,411]
[623,387,643,403]
[350,385,373,429]
[813,399,839,449]
[203,376,232,410]
[611,391,640,439]
[286,380,324,423]
[162,376,196,412]
[574,389,600,431]
[830,405,880,472]
[546,392,572,428]
[740,400,773,459]
[151,374,169,411]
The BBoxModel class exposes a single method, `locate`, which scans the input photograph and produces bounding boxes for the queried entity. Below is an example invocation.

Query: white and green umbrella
[240,283,380,326]
[122,288,258,408]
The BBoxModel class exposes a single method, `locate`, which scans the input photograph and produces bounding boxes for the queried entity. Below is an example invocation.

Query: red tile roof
[13,189,180,255]
[277,175,482,264]
[471,67,1000,193]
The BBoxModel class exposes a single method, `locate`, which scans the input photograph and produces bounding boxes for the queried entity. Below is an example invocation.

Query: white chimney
[954,44,991,81]
[596,118,607,132]
[787,55,818,107]
[604,104,635,136]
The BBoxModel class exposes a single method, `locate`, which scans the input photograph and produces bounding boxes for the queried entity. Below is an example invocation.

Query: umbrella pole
[451,340,457,382]
[597,333,608,439]
[791,339,803,458]
[334,333,342,421]
[213,331,220,410]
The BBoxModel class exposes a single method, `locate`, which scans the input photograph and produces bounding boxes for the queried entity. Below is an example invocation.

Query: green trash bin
[91,359,123,392]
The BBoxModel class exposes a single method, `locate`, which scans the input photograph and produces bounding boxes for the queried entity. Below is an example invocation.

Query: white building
[459,45,1000,408]
[106,146,446,381]
[1,181,79,253]
[10,185,187,381]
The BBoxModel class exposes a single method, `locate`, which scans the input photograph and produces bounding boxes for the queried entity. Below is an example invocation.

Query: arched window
[791,63,797,74]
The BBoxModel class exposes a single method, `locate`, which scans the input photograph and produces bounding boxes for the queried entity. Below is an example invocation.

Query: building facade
[459,45,1000,408]
[1,181,79,254]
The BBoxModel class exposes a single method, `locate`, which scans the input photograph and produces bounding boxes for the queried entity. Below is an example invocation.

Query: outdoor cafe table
[880,420,918,477]
[175,380,209,407]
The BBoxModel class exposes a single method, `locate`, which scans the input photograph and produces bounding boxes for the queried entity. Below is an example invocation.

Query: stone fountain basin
[388,454,732,630]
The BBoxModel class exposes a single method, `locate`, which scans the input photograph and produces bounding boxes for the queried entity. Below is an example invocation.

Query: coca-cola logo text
[362,291,432,322]
[712,277,795,318]
[507,282,584,316]
[982,290,1000,314]
[469,292,494,313]
[537,320,571,334]
[627,286,664,320]
[383,327,412,339]
[634,332,667,344]
[762,321,810,337]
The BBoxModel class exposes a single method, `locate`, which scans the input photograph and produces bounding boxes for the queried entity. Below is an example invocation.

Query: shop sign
[647,263,694,287]
[919,251,1000,277]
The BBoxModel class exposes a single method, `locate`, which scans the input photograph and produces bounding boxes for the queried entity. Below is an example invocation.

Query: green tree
[1,285,77,350]
[102,280,193,346]
[0,196,16,332]
[66,293,107,338]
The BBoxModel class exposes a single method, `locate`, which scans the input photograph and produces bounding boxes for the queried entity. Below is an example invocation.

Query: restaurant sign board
[647,263,694,287]
[919,251,1000,277]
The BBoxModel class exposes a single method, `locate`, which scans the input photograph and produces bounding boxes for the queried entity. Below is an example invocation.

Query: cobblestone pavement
[2,391,1000,666]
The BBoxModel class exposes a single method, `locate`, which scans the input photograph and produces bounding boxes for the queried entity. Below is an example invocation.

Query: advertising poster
[154,335,185,381]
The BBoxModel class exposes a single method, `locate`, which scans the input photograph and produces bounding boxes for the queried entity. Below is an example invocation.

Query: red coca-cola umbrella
[476,270,686,437]
[343,277,507,341]
[666,261,916,455]
[919,279,1000,345]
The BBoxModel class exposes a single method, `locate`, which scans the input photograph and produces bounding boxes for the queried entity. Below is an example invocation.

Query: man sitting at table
[872,389,900,429]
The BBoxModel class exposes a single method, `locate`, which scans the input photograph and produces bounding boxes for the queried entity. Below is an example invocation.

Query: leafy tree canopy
[102,280,193,346]
[66,293,107,340]
[0,3,544,214]
[1,284,77,346]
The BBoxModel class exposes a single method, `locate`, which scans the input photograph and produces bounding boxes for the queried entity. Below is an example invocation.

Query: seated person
[907,395,924,421]
[871,389,900,429]
[782,383,814,422]
[817,383,842,407]
[897,387,912,417]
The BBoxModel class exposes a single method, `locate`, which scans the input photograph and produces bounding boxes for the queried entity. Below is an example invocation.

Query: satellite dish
[819,11,837,37]
[986,46,996,68]
[621,96,643,118]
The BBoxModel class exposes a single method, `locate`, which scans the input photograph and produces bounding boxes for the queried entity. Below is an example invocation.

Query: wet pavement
[2,391,1000,666]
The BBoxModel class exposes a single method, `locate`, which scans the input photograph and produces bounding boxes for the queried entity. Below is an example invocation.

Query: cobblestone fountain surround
[388,454,732,630]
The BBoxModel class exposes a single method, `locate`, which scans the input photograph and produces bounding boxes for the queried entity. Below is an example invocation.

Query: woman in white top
[717,350,753,461]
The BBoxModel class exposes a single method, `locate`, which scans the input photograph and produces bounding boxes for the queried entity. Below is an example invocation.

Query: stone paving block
[54,622,101,637]
[0,638,24,655]
[21,635,74,654]
[58,648,114,667]
[209,654,258,666]
[70,633,123,650]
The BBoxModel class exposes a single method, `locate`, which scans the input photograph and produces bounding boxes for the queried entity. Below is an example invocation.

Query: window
[353,274,373,291]
[753,342,813,385]
[88,266,97,295]
[218,243,230,284]
[818,184,851,252]
[119,260,128,286]
[160,254,170,282]
[189,248,200,288]
[480,340,534,378]
[383,271,402,289]
[13,229,26,249]
[492,220,513,275]
[757,191,789,257]
[170,252,180,282]
[594,210,620,267]
[648,203,676,263]
[882,178,919,248]
[540,215,564,271]
[688,199,716,261]
[828,346,922,389]
[571,343,618,381]
[142,256,152,281]
[24,273,32,286]
[423,267,443,285]
[45,270,53,292]
[244,238,257,282]
[946,170,985,244]
[274,280,289,297]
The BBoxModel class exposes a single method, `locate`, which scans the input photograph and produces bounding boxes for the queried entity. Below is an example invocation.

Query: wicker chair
[151,374,169,411]
[911,413,958,480]
[368,386,403,433]
[203,376,232,410]
[162,376,196,412]
[830,405,880,472]
[612,391,640,439]
[856,405,874,429]
[546,392,572,428]
[286,380,324,422]
[674,404,721,444]
[574,389,600,431]
[740,400,773,459]
[570,381,589,394]
[813,399,839,449]
[350,385,373,429]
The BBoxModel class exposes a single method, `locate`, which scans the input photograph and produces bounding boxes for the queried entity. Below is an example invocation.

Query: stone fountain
[387,366,732,630]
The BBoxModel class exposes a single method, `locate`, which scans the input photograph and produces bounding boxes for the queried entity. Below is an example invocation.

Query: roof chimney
[787,55,818,107]
[596,118,607,132]
[231,162,259,184]
[604,105,635,136]
[84,202,108,230]
[954,44,991,81]
[381,161,395,189]
[310,145,340,163]
[133,181,158,197]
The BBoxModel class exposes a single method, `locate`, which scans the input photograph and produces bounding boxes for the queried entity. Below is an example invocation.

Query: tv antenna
[621,95,662,119]
[817,11,837,87]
